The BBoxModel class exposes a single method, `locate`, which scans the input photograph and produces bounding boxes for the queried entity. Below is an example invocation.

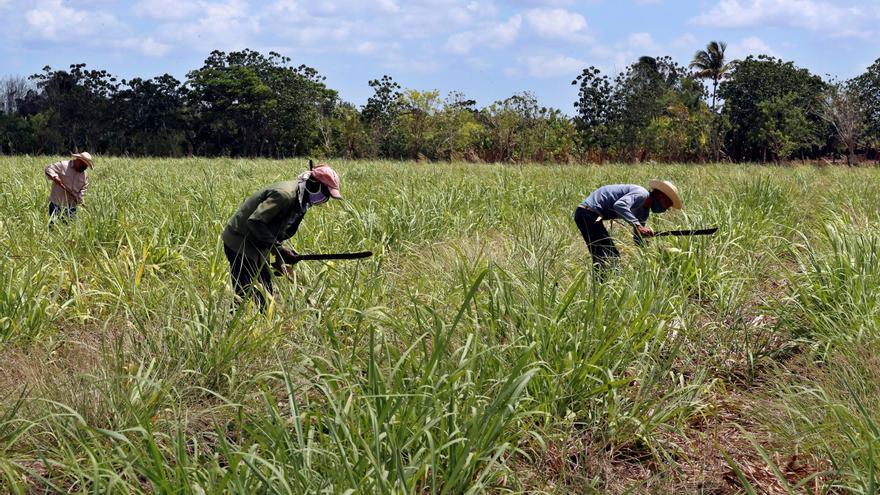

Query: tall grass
[0,157,877,493]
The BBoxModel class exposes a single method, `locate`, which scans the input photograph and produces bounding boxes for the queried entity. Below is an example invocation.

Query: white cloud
[443,32,477,54]
[353,41,378,54]
[626,32,660,53]
[670,33,697,50]
[508,0,576,5]
[140,37,171,56]
[20,0,177,57]
[382,52,440,72]
[377,0,400,13]
[728,36,779,59]
[522,53,586,77]
[132,0,202,20]
[155,0,258,51]
[464,57,492,70]
[523,8,590,41]
[491,14,524,45]
[26,0,122,40]
[114,36,172,57]
[444,14,522,54]
[691,0,871,38]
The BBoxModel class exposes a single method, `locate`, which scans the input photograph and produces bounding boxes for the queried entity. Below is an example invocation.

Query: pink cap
[310,164,342,199]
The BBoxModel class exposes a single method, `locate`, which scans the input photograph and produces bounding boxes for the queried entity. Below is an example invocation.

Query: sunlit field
[1,157,878,493]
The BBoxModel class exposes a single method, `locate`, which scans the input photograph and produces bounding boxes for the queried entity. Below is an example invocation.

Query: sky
[1,0,878,112]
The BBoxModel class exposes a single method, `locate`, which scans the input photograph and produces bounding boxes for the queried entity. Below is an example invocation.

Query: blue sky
[1,0,878,112]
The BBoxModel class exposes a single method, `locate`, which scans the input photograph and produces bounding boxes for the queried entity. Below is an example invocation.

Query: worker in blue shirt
[575,180,682,274]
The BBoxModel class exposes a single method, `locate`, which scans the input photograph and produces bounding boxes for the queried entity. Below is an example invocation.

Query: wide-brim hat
[649,179,682,209]
[71,152,94,168]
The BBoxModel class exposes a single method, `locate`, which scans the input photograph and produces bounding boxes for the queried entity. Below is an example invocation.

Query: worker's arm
[611,190,647,226]
[272,210,306,265]
[280,212,305,242]
[613,190,654,243]
[246,191,289,248]
[44,162,60,181]
[44,162,74,197]
[73,176,88,205]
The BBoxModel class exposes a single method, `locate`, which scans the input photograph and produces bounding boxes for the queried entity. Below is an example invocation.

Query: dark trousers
[49,202,77,224]
[574,207,619,271]
[224,245,273,310]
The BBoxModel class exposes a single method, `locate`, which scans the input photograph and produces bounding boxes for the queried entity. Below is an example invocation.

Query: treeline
[1,45,879,164]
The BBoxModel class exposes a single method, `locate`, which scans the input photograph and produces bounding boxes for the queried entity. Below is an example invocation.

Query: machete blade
[654,227,719,238]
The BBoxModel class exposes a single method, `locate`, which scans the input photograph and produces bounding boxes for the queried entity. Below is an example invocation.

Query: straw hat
[649,179,682,209]
[71,152,94,168]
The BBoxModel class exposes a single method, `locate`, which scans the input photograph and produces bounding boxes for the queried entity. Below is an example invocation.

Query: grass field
[0,156,878,494]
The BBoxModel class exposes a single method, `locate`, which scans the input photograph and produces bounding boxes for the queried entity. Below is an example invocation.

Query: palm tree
[690,41,729,113]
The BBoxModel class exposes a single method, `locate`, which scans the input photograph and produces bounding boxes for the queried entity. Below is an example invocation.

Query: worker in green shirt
[221,164,342,309]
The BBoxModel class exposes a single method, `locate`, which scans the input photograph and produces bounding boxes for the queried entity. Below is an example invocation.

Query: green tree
[399,89,442,159]
[758,93,816,162]
[433,92,481,161]
[821,81,864,165]
[689,41,730,113]
[362,75,404,158]
[29,64,119,153]
[186,50,275,156]
[644,82,713,162]
[0,113,36,154]
[533,108,579,163]
[852,58,880,158]
[110,75,188,156]
[690,41,731,161]
[572,66,620,161]
[719,55,828,161]
[477,92,548,162]
[617,56,687,160]
[325,103,367,159]
[186,50,335,157]
[573,56,688,161]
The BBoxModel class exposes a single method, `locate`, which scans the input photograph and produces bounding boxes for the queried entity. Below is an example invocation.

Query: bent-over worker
[574,180,682,275]
[44,152,93,223]
[221,164,342,309]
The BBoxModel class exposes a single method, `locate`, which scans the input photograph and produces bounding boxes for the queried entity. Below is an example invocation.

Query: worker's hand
[637,225,655,238]
[277,246,300,265]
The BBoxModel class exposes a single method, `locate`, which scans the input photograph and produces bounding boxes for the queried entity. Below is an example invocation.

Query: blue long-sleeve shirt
[581,184,650,227]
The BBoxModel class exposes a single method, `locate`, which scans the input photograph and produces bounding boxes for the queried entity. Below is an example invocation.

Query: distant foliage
[852,59,880,150]
[1,48,879,163]
[719,55,828,162]
[573,56,712,162]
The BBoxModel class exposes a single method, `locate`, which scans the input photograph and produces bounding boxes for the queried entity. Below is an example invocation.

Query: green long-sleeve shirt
[222,179,309,262]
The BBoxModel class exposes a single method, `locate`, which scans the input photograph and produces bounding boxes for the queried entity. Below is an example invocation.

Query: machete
[273,251,372,277]
[290,251,373,261]
[275,250,373,266]
[654,228,718,238]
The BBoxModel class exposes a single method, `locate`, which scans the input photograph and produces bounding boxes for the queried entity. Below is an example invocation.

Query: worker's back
[222,181,307,261]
